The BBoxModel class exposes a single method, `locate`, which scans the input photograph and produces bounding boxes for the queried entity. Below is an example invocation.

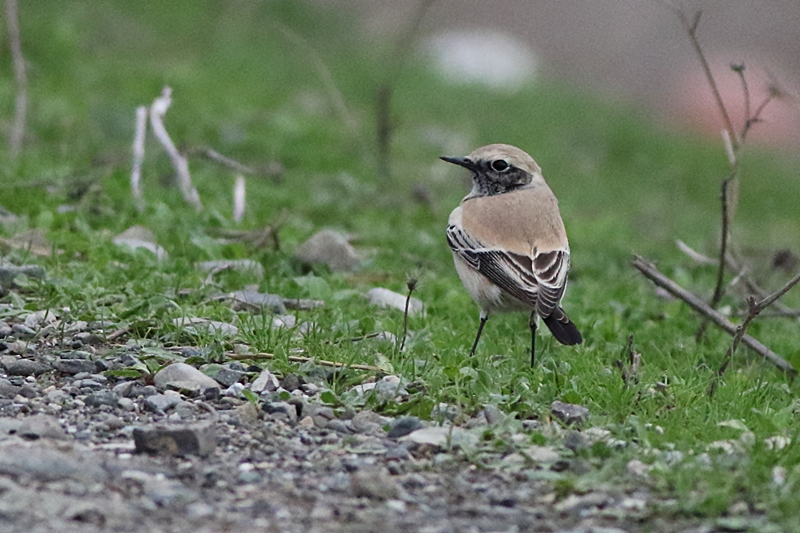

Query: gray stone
[6,359,49,376]
[84,390,119,408]
[112,225,168,260]
[351,410,389,434]
[0,379,21,399]
[0,263,46,285]
[0,439,107,483]
[144,392,182,412]
[196,259,264,279]
[112,380,136,397]
[0,321,11,337]
[281,373,302,392]
[351,468,398,500]
[388,416,422,438]
[222,290,287,313]
[551,400,590,426]
[294,229,362,272]
[262,401,298,424]
[483,404,505,425]
[133,422,216,456]
[172,317,239,336]
[17,414,67,440]
[23,309,58,329]
[12,324,36,338]
[214,367,245,387]
[366,287,424,315]
[154,363,220,392]
[53,358,96,375]
[250,369,280,393]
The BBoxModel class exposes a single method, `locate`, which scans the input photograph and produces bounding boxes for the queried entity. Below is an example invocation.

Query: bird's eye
[491,159,509,172]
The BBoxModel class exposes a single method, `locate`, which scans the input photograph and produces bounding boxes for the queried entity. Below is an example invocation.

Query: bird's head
[441,143,544,197]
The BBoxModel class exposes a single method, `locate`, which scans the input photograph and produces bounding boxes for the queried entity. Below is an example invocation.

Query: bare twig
[632,256,797,377]
[233,175,245,223]
[5,0,27,156]
[676,9,739,150]
[149,87,203,211]
[614,334,641,387]
[131,106,148,210]
[226,351,380,372]
[191,147,256,175]
[676,239,716,265]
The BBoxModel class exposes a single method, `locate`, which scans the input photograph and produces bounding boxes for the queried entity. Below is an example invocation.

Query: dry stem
[130,106,148,210]
[227,351,380,372]
[149,87,203,211]
[632,256,797,377]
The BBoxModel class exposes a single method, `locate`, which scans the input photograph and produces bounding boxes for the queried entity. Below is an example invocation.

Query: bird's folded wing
[446,224,569,315]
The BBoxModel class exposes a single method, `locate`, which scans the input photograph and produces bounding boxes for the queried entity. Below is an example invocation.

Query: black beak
[440,156,476,170]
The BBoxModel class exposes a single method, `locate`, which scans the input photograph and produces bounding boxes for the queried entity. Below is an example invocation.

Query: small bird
[442,143,582,366]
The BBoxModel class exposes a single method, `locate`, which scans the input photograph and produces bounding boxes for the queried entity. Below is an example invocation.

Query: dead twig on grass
[632,256,797,377]
[130,106,148,210]
[614,334,641,387]
[5,0,27,156]
[226,351,381,372]
[149,87,203,211]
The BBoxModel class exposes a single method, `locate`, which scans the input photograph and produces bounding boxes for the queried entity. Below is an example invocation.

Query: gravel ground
[0,317,713,533]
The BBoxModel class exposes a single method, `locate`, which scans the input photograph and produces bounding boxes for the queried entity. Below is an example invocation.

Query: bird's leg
[470,310,489,357]
[529,310,538,367]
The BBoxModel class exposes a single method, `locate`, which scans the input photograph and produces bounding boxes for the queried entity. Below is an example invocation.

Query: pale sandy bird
[442,143,582,366]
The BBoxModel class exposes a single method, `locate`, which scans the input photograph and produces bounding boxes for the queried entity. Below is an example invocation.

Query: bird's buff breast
[452,254,530,313]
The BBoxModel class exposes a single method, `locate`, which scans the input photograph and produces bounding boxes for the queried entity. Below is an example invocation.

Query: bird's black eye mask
[474,159,531,196]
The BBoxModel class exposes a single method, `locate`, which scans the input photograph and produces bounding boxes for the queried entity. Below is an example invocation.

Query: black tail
[543,309,582,346]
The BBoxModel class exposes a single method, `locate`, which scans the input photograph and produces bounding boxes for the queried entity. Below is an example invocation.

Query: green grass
[2,1,800,530]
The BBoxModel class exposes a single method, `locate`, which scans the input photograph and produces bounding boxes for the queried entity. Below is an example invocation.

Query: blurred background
[326,0,800,148]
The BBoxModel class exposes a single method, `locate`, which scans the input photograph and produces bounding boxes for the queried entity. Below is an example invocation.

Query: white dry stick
[148,87,203,211]
[5,0,27,156]
[233,175,246,223]
[131,106,148,210]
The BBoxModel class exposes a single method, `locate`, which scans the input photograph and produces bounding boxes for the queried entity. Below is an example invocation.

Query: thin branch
[676,9,739,150]
[632,256,797,377]
[400,276,419,352]
[130,106,148,210]
[5,0,27,156]
[191,147,256,175]
[149,87,203,211]
[226,351,380,372]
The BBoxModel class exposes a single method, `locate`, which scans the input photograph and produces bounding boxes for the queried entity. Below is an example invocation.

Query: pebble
[144,391,183,412]
[53,358,97,375]
[366,287,424,316]
[351,468,398,500]
[388,417,422,438]
[153,363,221,393]
[6,359,49,376]
[281,373,303,392]
[214,367,245,387]
[250,369,280,393]
[262,402,298,425]
[17,414,68,440]
[0,263,45,285]
[293,229,362,272]
[551,400,590,426]
[222,290,287,314]
[133,422,216,456]
[84,390,119,408]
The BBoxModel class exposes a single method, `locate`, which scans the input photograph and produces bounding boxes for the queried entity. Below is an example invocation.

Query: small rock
[84,390,119,408]
[18,414,68,440]
[0,379,21,399]
[12,324,37,338]
[366,288,424,315]
[271,315,297,329]
[250,369,280,393]
[0,263,46,285]
[214,367,245,387]
[197,259,265,279]
[262,401,298,424]
[554,491,613,513]
[172,317,238,336]
[524,445,560,463]
[154,363,221,393]
[133,422,216,456]
[551,400,589,425]
[0,321,11,337]
[294,229,362,272]
[281,373,303,392]
[401,426,479,450]
[351,469,398,500]
[6,359,49,376]
[388,417,422,439]
[483,404,504,425]
[23,310,58,329]
[221,290,286,313]
[53,358,97,375]
[112,381,136,398]
[112,226,168,260]
[298,416,315,427]
[627,459,650,478]
[564,431,588,452]
[144,391,182,412]
[351,410,389,434]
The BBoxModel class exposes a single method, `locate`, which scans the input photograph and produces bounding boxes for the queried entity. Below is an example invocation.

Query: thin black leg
[470,313,488,356]
[529,311,537,367]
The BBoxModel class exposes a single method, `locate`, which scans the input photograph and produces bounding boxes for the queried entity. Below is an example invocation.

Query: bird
[442,143,582,366]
